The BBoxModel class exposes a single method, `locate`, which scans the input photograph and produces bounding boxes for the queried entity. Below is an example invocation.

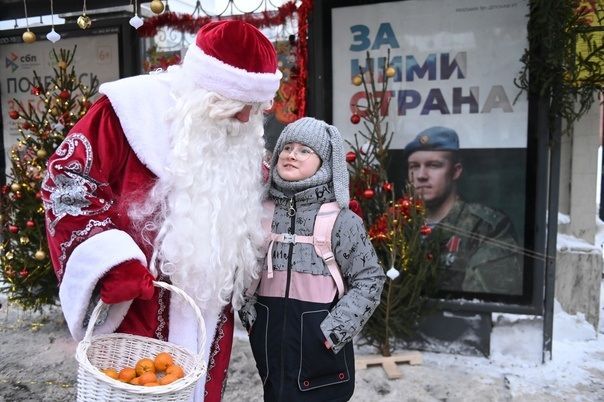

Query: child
[240,117,385,402]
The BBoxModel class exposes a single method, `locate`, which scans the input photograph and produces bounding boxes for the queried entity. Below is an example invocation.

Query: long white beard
[130,87,266,314]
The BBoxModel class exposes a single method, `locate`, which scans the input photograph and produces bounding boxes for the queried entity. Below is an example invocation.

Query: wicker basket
[75,281,207,401]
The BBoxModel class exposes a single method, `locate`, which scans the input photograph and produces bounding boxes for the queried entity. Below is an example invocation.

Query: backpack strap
[247,201,345,300]
[313,202,345,299]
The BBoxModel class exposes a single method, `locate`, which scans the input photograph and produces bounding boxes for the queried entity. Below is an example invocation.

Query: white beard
[129,87,266,315]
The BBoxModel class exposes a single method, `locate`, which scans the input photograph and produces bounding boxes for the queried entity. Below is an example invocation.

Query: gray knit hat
[270,117,350,208]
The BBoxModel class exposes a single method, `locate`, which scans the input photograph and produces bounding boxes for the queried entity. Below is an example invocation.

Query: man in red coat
[41,20,281,401]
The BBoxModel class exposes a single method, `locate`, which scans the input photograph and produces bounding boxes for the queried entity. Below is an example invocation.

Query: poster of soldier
[331,0,528,298]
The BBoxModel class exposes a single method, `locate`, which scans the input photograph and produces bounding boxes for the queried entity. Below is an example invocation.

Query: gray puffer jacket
[239,183,385,402]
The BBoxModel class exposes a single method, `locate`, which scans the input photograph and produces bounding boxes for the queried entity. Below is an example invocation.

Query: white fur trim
[100,75,173,178]
[168,301,221,401]
[59,229,147,340]
[182,44,282,103]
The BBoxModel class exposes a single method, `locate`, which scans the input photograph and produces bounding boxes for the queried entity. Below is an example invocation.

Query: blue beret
[404,126,459,156]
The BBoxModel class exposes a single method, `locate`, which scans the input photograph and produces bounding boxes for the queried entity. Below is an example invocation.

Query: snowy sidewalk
[1,286,603,402]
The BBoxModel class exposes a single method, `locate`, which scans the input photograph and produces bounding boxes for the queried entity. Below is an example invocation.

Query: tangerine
[154,352,174,371]
[135,358,156,376]
[118,367,137,382]
[159,373,179,385]
[166,364,185,379]
[101,368,119,380]
[144,382,160,386]
[129,377,141,385]
[138,371,158,385]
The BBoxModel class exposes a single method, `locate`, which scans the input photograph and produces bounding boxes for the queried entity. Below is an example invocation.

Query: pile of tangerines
[100,351,185,386]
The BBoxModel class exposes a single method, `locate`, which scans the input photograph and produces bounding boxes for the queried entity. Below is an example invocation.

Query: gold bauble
[77,14,92,29]
[10,182,21,192]
[34,250,47,261]
[6,252,14,260]
[20,236,30,245]
[150,0,165,14]
[385,66,396,78]
[57,61,68,70]
[36,149,47,158]
[352,75,363,86]
[22,30,36,44]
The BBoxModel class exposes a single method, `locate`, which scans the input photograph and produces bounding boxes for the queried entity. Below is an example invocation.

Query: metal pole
[542,114,561,363]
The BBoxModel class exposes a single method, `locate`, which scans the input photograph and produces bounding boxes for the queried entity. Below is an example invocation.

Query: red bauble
[9,110,19,120]
[26,220,35,229]
[426,253,434,261]
[31,86,41,96]
[59,90,70,100]
[401,199,411,208]
[362,188,375,199]
[348,199,364,219]
[35,191,43,200]
[21,122,32,130]
[350,114,361,124]
[8,225,19,234]
[420,225,432,236]
[382,182,393,192]
[345,151,357,163]
[19,269,29,278]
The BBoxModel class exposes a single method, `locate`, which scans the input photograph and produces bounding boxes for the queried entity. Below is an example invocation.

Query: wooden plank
[355,352,423,380]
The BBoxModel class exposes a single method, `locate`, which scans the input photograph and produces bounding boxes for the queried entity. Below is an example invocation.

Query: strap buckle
[282,233,296,243]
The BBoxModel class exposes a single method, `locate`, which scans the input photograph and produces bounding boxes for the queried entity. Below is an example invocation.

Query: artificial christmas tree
[347,50,442,358]
[0,47,98,310]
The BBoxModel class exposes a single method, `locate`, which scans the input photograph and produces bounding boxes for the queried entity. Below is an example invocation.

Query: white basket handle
[83,281,207,358]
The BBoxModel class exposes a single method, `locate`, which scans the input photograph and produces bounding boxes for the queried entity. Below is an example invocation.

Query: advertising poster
[1,34,120,174]
[332,0,529,298]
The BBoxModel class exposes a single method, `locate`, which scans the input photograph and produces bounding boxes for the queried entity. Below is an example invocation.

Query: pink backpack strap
[247,201,345,300]
[313,202,345,299]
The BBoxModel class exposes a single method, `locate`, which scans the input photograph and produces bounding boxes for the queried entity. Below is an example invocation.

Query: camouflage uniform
[435,199,523,295]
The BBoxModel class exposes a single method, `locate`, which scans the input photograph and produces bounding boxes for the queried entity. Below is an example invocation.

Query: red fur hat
[182,20,282,103]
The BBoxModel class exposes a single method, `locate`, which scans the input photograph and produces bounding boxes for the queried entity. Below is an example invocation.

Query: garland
[294,0,311,118]
[137,0,311,117]
[138,1,298,37]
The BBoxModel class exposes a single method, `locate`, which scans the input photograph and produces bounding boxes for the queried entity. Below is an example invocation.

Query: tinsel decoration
[137,0,298,37]
[137,0,312,118]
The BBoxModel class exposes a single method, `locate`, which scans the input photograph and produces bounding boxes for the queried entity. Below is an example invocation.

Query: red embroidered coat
[42,75,233,401]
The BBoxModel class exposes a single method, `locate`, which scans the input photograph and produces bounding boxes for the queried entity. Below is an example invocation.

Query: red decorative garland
[295,0,312,118]
[138,1,298,37]
[138,0,312,117]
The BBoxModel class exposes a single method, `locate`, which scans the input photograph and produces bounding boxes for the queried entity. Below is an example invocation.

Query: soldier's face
[407,151,462,207]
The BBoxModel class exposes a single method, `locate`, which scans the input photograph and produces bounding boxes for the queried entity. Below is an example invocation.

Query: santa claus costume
[41,20,281,401]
